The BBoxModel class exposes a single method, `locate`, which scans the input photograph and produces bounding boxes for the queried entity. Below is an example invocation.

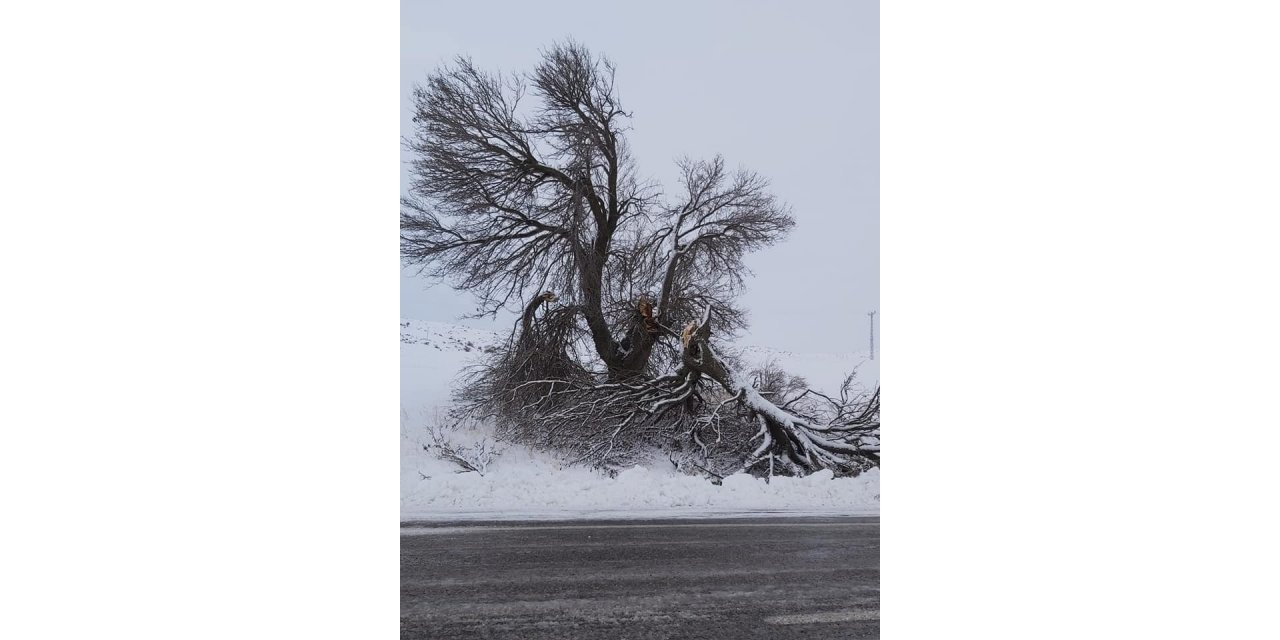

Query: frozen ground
[401,319,880,521]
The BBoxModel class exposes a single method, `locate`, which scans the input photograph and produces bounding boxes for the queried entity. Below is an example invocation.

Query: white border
[2,1,400,637]
[884,1,1280,637]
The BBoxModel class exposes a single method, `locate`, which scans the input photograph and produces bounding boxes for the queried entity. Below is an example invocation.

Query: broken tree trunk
[678,305,879,472]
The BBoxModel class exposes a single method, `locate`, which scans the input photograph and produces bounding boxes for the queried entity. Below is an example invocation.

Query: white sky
[401,0,879,353]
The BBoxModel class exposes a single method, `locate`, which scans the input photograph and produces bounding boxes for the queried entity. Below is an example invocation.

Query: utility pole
[868,310,877,360]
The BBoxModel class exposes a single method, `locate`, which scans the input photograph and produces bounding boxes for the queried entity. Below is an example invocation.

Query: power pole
[867,310,877,360]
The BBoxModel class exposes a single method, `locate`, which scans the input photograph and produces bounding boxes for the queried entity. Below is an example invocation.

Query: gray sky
[401,0,878,353]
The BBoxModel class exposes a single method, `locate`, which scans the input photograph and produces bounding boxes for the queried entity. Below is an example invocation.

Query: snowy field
[401,319,880,521]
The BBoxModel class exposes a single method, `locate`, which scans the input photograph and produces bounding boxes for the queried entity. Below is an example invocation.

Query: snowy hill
[400,319,504,410]
[400,319,880,521]
[400,318,502,351]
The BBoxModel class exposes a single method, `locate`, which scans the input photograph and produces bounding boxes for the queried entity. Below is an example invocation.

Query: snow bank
[402,439,879,521]
[401,318,880,521]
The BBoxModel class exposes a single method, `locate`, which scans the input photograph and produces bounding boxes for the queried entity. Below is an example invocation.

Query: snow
[401,318,880,521]
[400,319,503,410]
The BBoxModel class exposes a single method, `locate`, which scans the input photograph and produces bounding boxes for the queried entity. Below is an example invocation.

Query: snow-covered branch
[423,423,502,475]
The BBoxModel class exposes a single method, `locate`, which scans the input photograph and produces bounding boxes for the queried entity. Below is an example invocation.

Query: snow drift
[401,319,880,521]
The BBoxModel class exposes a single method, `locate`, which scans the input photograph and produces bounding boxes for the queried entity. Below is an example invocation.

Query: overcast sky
[401,0,878,354]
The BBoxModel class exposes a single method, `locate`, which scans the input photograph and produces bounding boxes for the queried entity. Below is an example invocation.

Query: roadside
[402,510,880,525]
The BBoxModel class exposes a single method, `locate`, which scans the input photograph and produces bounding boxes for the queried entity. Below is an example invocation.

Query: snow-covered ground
[401,318,880,521]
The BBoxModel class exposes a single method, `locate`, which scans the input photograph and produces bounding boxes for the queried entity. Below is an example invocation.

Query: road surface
[401,516,879,639]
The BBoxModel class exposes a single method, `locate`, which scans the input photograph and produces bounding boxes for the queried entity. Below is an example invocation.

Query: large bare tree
[403,42,878,475]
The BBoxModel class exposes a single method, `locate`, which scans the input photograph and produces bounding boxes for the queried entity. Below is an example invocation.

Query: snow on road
[400,318,880,521]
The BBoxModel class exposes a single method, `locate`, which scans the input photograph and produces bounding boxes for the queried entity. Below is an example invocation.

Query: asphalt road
[401,516,879,639]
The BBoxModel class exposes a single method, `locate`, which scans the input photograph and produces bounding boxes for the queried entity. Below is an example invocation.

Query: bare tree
[403,42,877,475]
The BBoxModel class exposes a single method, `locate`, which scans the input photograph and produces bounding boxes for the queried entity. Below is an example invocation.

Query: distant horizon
[399,316,880,360]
